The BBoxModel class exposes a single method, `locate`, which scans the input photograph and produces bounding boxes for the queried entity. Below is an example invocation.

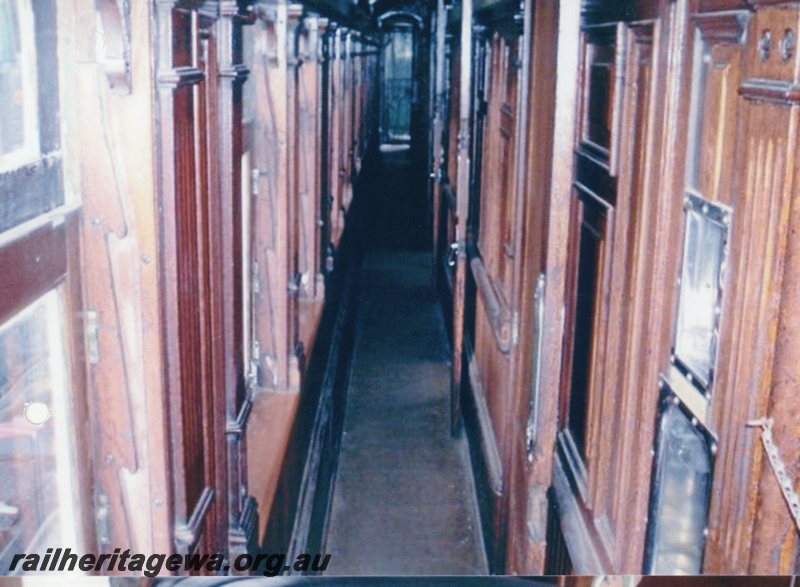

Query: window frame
[0,0,94,562]
[0,0,40,173]
[0,0,65,236]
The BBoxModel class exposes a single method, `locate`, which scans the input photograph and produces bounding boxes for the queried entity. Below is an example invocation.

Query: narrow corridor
[323,151,487,575]
[325,250,486,575]
[7,0,799,578]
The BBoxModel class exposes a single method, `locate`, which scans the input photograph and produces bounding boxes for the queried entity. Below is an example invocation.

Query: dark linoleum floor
[323,248,487,575]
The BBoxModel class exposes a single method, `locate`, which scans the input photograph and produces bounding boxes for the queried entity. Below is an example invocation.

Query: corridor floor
[323,249,488,575]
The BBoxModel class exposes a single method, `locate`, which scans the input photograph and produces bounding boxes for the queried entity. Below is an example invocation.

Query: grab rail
[468,250,514,353]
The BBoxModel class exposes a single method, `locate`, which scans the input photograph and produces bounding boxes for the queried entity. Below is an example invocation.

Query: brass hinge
[248,340,260,389]
[251,261,261,294]
[95,492,111,548]
[86,310,100,364]
[251,168,260,196]
[511,310,520,348]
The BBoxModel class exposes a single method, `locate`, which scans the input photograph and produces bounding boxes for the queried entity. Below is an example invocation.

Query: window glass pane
[584,38,615,150]
[0,291,79,570]
[241,22,255,125]
[0,0,37,167]
[685,33,710,191]
[382,26,413,142]
[567,198,607,460]
[648,402,713,574]
[674,202,727,385]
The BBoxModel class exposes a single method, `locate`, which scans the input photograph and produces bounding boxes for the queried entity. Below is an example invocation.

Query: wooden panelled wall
[433,0,800,576]
[242,1,377,552]
[59,0,175,558]
[54,0,376,567]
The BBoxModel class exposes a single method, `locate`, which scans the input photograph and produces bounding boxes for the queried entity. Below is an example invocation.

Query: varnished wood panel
[249,4,296,391]
[503,0,560,574]
[242,1,378,550]
[60,0,172,556]
[246,391,300,540]
[706,5,800,574]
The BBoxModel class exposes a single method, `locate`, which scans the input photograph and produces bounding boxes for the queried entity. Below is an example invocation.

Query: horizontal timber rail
[468,249,514,353]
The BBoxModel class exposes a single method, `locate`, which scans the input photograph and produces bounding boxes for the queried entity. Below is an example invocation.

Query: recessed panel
[674,195,730,387]
[583,32,616,153]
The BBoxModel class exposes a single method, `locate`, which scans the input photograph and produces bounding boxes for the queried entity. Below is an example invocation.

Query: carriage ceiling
[295,0,431,31]
[280,0,521,36]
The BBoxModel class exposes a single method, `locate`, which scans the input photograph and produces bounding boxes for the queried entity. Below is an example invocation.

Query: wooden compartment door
[154,2,251,557]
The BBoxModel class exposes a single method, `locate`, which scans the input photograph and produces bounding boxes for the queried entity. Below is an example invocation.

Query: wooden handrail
[468,252,514,353]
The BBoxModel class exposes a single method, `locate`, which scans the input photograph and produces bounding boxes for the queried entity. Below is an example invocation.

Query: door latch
[287,273,303,296]
[447,241,464,267]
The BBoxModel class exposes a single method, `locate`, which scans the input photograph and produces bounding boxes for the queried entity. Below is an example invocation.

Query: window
[644,29,734,564]
[584,39,615,152]
[381,23,414,143]
[684,31,709,192]
[565,189,611,461]
[560,22,624,484]
[0,0,39,171]
[554,20,656,570]
[0,0,87,565]
[0,291,79,571]
[645,399,714,575]
[646,194,729,574]
[643,19,739,570]
[673,195,729,388]
[0,0,63,235]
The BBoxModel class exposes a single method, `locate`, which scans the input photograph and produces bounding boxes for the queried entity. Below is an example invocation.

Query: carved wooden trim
[608,22,626,177]
[157,66,205,88]
[300,15,320,62]
[739,78,800,103]
[288,3,303,20]
[220,0,249,19]
[629,20,655,45]
[95,0,132,93]
[692,11,748,45]
[220,63,250,81]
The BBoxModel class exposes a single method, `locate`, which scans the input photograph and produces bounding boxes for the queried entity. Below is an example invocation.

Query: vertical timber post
[431,0,447,286]
[451,0,473,436]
